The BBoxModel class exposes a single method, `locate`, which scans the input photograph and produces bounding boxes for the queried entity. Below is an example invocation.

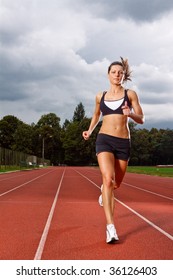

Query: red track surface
[0,167,172,260]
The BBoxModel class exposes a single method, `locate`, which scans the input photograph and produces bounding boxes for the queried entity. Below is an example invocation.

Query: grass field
[0,166,21,173]
[0,165,173,177]
[0,165,34,173]
[127,166,173,177]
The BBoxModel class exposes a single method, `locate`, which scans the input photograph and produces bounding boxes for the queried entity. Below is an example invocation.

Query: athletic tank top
[100,89,132,116]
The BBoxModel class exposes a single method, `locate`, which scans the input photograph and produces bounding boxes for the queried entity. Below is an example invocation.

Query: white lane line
[0,173,28,182]
[124,182,173,201]
[0,169,52,182]
[0,170,56,197]
[75,168,173,242]
[34,168,66,260]
[115,198,173,241]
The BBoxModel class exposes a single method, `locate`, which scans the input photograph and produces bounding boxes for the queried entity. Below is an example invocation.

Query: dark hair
[108,57,132,81]
[108,61,123,74]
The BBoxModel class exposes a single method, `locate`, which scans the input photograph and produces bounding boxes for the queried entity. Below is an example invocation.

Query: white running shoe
[98,194,103,207]
[98,184,103,207]
[106,224,119,243]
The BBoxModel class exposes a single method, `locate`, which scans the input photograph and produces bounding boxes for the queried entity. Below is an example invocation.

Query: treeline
[0,102,173,166]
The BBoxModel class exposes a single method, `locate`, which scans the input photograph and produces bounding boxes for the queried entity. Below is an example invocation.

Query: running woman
[82,57,144,243]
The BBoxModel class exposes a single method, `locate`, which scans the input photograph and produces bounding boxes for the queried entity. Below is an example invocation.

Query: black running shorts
[96,133,131,160]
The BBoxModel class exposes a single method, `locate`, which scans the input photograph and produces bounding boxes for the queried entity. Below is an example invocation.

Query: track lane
[0,167,65,260]
[41,167,104,260]
[0,167,172,260]
[74,167,173,236]
[41,167,173,260]
[116,186,172,233]
[123,173,173,197]
[76,168,173,241]
[75,168,173,236]
[0,169,56,196]
[34,168,65,260]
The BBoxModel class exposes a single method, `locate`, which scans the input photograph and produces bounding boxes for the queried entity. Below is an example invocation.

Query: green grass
[0,166,21,173]
[1,165,173,177]
[127,166,173,177]
[0,165,36,173]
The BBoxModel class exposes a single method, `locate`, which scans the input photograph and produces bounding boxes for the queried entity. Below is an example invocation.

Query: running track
[0,166,172,260]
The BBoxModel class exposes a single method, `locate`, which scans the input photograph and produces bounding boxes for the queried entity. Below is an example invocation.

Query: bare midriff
[99,114,130,139]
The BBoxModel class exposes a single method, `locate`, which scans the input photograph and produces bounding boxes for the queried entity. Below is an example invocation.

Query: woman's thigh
[97,152,115,179]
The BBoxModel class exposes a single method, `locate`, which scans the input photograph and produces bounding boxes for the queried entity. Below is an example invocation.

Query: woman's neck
[108,85,123,95]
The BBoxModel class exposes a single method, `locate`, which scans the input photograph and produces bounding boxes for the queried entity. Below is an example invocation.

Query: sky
[1,0,173,129]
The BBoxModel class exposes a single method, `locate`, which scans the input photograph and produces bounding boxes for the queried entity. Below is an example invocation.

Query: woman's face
[108,65,124,85]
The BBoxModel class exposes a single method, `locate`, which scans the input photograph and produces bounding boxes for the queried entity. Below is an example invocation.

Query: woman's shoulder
[96,91,105,97]
[96,91,105,103]
[126,89,140,105]
[126,89,138,98]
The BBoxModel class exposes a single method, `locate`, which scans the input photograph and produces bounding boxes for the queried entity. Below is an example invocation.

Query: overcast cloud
[1,0,173,129]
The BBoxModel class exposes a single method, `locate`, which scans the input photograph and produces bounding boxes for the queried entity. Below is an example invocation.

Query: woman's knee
[102,174,114,189]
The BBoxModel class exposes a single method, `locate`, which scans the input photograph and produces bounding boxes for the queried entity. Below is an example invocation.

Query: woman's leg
[98,154,129,222]
[97,152,115,225]
[114,158,128,188]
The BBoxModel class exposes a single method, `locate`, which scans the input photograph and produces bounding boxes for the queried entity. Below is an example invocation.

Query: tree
[1,104,173,167]
[37,113,61,128]
[61,115,100,165]
[62,121,80,165]
[0,115,22,149]
[148,128,162,165]
[34,113,62,165]
[62,102,99,165]
[72,102,85,122]
[159,129,173,164]
[129,126,150,165]
[13,123,34,154]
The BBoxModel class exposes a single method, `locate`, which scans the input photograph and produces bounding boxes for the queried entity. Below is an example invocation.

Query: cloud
[69,0,173,22]
[132,63,173,101]
[0,0,173,129]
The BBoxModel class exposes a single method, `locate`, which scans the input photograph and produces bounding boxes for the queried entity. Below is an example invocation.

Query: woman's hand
[121,101,131,116]
[82,131,90,140]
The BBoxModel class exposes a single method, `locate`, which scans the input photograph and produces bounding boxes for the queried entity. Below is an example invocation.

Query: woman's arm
[82,93,102,140]
[122,90,145,124]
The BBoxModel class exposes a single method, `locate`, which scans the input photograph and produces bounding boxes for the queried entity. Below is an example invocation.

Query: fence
[0,146,50,171]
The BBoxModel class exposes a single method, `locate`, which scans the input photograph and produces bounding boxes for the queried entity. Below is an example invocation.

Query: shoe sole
[107,237,116,244]
[107,237,119,244]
